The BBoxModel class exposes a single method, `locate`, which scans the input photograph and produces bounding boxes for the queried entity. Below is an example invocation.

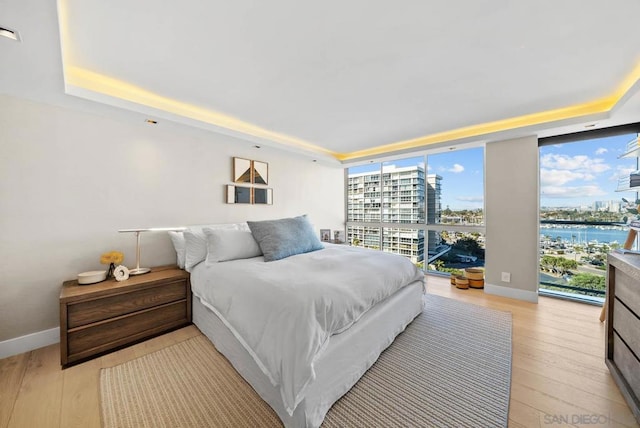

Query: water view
[540,225,629,245]
[539,131,640,300]
[539,225,631,298]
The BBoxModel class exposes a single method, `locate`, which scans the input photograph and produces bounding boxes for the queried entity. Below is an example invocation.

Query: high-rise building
[347,165,442,263]
[594,200,622,212]
[426,174,442,252]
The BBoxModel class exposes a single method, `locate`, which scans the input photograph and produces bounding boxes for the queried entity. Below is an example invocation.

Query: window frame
[344,147,486,271]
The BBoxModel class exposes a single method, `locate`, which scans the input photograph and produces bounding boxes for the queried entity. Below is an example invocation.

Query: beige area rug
[100,294,512,428]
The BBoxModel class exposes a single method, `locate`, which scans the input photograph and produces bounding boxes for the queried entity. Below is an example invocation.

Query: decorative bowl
[77,270,107,285]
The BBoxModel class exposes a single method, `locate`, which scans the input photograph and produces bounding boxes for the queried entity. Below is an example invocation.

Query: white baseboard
[0,327,60,359]
[484,283,538,303]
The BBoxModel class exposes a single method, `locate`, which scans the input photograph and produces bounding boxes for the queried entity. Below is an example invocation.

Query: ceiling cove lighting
[63,59,640,162]
[336,61,640,160]
[0,27,20,41]
[65,66,337,158]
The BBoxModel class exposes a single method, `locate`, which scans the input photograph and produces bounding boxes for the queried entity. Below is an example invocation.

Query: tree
[557,258,577,274]
[540,255,556,272]
[569,273,605,292]
[452,237,483,258]
[540,255,577,275]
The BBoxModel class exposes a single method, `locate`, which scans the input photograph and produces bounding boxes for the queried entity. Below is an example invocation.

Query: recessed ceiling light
[253,145,261,149]
[145,119,157,124]
[0,27,21,42]
[584,123,597,128]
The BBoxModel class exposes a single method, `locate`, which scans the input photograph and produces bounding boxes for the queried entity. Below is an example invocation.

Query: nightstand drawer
[67,279,187,328]
[67,300,188,360]
[613,333,640,401]
[616,270,640,316]
[614,298,640,358]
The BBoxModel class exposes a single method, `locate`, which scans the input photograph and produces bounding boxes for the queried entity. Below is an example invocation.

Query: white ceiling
[2,0,640,163]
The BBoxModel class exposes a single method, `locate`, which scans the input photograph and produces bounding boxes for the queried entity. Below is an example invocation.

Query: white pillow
[204,229,262,263]
[182,223,248,272]
[168,231,186,269]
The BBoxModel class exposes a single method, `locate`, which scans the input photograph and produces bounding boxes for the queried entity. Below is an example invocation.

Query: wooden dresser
[60,265,191,367]
[606,252,640,423]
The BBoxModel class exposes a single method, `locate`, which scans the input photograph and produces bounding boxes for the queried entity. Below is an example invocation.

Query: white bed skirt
[192,281,424,428]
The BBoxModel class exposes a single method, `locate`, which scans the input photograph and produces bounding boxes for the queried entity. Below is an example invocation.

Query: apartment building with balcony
[347,165,441,263]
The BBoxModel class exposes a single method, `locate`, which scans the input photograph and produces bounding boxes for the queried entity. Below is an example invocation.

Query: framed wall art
[233,157,252,183]
[320,229,331,242]
[226,185,252,204]
[253,188,273,205]
[252,160,269,185]
[229,156,273,205]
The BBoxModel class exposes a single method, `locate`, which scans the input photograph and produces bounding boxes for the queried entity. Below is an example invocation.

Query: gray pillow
[204,228,262,263]
[248,215,324,262]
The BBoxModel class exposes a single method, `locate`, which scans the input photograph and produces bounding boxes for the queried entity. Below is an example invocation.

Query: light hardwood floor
[1,276,638,428]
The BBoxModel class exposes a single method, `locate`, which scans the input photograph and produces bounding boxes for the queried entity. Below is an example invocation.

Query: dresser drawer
[614,298,640,358]
[67,279,187,328]
[616,270,640,316]
[67,301,188,360]
[613,333,640,401]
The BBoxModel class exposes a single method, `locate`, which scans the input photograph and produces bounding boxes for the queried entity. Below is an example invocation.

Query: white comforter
[190,244,424,415]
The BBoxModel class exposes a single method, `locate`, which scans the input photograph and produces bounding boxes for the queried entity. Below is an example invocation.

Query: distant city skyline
[540,199,623,212]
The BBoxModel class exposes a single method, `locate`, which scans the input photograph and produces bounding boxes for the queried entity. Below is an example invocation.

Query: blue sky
[348,147,485,210]
[349,133,639,210]
[540,133,638,207]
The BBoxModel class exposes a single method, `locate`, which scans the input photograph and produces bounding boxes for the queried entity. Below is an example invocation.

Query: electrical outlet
[501,272,511,282]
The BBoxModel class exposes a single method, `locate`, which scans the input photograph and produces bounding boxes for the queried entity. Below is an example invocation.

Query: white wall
[484,135,539,302]
[0,94,345,344]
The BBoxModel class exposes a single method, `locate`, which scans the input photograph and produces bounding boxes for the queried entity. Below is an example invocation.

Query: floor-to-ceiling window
[539,125,640,302]
[346,147,485,274]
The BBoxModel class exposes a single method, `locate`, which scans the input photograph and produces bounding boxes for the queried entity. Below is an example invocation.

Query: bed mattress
[193,280,424,428]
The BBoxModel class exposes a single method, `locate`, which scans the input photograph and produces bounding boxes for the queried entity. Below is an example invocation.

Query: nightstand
[59,265,191,367]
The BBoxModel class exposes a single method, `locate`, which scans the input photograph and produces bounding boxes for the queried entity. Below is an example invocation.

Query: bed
[171,217,425,428]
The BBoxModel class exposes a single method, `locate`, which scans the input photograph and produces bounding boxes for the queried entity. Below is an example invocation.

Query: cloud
[457,196,484,202]
[447,163,464,173]
[595,147,608,155]
[609,165,637,181]
[540,168,595,186]
[540,153,610,173]
[541,185,606,198]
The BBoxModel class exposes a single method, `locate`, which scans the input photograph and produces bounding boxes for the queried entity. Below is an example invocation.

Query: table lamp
[118,227,187,275]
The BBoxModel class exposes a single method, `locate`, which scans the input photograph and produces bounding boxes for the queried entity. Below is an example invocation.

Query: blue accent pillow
[248,215,324,262]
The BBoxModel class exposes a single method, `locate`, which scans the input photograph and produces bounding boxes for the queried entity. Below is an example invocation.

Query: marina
[540,224,630,246]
